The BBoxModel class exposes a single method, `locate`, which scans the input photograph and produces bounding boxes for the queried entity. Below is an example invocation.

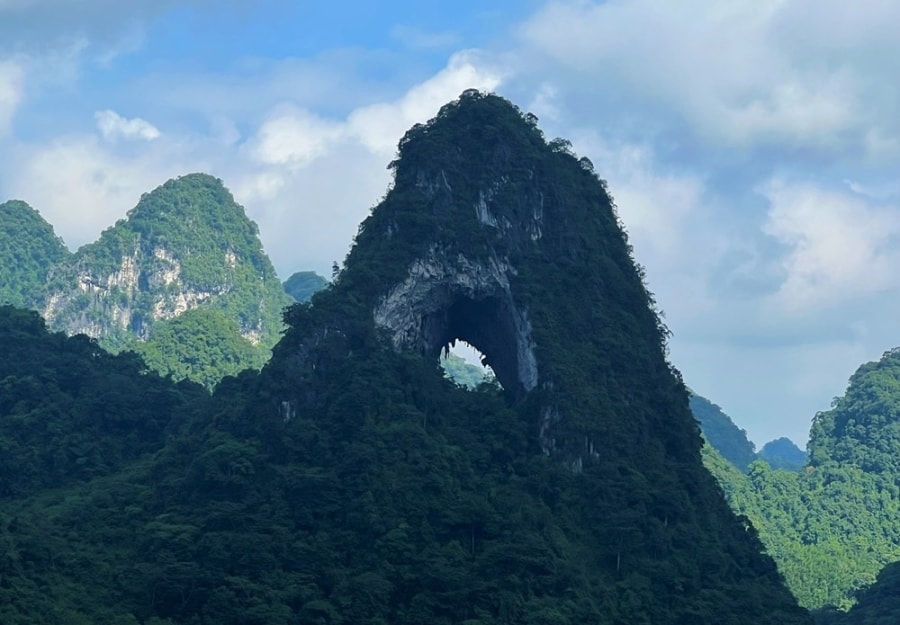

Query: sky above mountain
[1,0,898,448]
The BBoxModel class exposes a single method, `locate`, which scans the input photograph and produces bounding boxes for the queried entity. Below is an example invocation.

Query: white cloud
[246,51,503,168]
[761,180,900,311]
[390,24,459,50]
[518,0,900,155]
[4,133,200,249]
[95,109,160,141]
[2,53,504,279]
[249,107,345,168]
[347,51,503,154]
[0,58,22,136]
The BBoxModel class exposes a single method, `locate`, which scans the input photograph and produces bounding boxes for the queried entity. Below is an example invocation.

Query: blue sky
[2,0,900,448]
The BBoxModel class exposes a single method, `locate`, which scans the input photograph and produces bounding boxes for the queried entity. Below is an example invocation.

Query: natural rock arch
[373,248,537,399]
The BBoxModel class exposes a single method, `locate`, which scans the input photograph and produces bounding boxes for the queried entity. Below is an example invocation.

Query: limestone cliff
[40,174,291,353]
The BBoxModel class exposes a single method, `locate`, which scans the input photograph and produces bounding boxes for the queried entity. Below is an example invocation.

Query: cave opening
[440,340,500,390]
[421,293,529,399]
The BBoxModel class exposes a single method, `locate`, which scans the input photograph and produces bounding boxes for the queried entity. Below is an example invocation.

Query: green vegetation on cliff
[40,174,292,387]
[0,200,70,308]
[131,307,265,389]
[270,90,809,623]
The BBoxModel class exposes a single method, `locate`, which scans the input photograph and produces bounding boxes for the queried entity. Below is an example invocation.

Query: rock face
[372,246,538,396]
[272,91,811,623]
[40,174,291,351]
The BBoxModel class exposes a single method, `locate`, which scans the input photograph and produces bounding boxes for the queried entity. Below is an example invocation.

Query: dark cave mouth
[421,293,525,396]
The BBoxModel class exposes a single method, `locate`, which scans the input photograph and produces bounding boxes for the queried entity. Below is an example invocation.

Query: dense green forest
[129,307,266,389]
[0,92,811,623]
[703,347,900,614]
[0,200,70,308]
[816,561,900,624]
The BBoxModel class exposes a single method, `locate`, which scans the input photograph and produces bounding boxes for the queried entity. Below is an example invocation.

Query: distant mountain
[0,200,70,308]
[689,392,757,471]
[30,174,293,386]
[283,270,328,303]
[440,351,497,389]
[759,437,807,471]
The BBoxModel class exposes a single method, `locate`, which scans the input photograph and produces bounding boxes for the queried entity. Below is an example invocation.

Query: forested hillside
[1,174,295,389]
[0,91,811,624]
[705,347,900,614]
[0,200,70,308]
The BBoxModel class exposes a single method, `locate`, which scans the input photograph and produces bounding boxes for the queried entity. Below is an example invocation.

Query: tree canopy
[0,200,70,308]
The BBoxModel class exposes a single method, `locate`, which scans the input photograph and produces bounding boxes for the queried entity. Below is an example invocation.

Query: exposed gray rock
[373,245,538,396]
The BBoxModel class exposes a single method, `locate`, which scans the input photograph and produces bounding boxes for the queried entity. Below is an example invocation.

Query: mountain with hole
[0,91,811,623]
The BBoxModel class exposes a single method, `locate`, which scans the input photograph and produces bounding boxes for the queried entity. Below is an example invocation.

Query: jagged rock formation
[39,174,291,352]
[0,92,812,625]
[267,90,811,623]
[0,200,70,308]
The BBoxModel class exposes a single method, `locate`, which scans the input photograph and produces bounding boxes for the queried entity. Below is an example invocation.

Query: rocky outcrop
[39,173,291,350]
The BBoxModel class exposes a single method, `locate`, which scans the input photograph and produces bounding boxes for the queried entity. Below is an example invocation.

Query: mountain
[0,92,810,624]
[37,173,292,385]
[283,270,328,303]
[689,392,757,471]
[808,347,900,474]
[705,347,900,613]
[759,437,807,471]
[260,90,808,622]
[0,200,70,308]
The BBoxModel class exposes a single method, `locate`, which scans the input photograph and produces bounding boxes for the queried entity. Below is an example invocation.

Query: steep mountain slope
[259,90,809,623]
[0,92,810,624]
[689,392,757,471]
[0,200,70,308]
[39,173,292,383]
